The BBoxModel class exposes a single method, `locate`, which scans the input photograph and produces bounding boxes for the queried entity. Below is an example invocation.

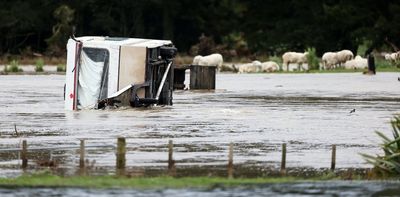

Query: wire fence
[0,138,343,178]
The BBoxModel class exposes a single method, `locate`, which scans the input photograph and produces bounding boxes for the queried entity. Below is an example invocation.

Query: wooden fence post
[14,124,18,136]
[116,137,126,176]
[280,143,286,176]
[227,142,234,179]
[79,140,85,175]
[21,140,27,170]
[331,144,336,171]
[168,140,176,176]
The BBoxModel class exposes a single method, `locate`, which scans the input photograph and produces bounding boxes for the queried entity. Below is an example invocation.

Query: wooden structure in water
[173,65,189,90]
[173,65,216,90]
[190,65,216,90]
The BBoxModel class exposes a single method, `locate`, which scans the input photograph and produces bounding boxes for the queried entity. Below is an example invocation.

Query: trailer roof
[75,36,172,48]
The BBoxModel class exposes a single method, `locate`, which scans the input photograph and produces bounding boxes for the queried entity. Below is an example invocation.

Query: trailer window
[77,47,109,109]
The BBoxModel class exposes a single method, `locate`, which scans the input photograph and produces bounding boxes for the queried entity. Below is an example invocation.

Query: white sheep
[193,53,223,68]
[237,61,262,73]
[252,60,262,66]
[344,55,367,69]
[260,61,279,72]
[321,52,339,70]
[384,52,400,62]
[321,50,353,70]
[282,52,309,71]
[336,50,354,67]
[192,55,202,65]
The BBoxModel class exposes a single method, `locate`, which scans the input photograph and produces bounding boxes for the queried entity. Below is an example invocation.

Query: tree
[46,5,75,56]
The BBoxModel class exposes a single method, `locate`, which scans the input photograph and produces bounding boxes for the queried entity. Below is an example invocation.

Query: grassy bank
[2,172,398,189]
[245,67,400,74]
[0,172,346,189]
[0,175,300,189]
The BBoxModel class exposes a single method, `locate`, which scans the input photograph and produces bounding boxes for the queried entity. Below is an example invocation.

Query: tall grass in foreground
[361,115,400,176]
[35,58,44,72]
[4,60,23,72]
[306,47,320,70]
[57,64,66,72]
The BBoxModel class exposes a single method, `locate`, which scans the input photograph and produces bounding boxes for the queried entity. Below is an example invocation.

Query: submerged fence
[0,138,339,178]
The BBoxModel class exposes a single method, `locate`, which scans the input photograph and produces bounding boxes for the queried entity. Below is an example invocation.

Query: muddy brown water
[0,73,399,177]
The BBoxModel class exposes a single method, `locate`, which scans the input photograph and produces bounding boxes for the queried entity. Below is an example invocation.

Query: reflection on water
[0,181,399,196]
[0,73,399,176]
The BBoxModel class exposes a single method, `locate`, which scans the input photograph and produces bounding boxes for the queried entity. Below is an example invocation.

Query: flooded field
[0,181,399,196]
[0,73,399,177]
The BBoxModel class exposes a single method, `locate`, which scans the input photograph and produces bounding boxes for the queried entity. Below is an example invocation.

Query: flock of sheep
[384,51,400,62]
[191,50,399,73]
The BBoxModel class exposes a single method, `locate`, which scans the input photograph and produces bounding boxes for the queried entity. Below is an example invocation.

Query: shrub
[357,40,372,56]
[6,60,23,72]
[306,47,320,70]
[268,55,282,65]
[57,64,66,72]
[375,57,394,69]
[189,34,216,56]
[361,115,400,176]
[35,58,44,72]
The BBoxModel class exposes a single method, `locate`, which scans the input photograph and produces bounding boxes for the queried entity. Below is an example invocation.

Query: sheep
[336,50,354,67]
[384,52,400,62]
[252,60,262,66]
[282,52,309,71]
[384,53,392,60]
[192,55,202,65]
[236,61,262,73]
[344,55,367,69]
[321,50,353,70]
[260,61,279,72]
[193,53,223,68]
[321,52,339,70]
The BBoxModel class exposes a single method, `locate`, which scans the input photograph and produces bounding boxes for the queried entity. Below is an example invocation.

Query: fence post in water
[116,137,126,176]
[79,140,85,175]
[21,140,27,170]
[331,144,336,172]
[227,142,234,179]
[280,143,286,176]
[168,140,176,176]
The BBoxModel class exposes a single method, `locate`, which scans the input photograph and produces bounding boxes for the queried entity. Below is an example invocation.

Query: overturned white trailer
[64,36,177,110]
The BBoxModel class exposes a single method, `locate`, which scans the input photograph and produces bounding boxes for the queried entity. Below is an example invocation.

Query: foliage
[56,64,66,72]
[0,173,306,189]
[2,1,400,57]
[45,5,74,56]
[220,32,250,60]
[35,58,44,72]
[361,116,400,176]
[375,57,394,69]
[189,34,217,56]
[306,47,320,70]
[5,60,22,72]
[357,40,372,57]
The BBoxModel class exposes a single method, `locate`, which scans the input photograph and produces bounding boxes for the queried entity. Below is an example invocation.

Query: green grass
[0,173,318,189]
[265,66,399,74]
[56,64,66,72]
[223,62,400,74]
[35,58,44,72]
[4,60,23,72]
[2,170,388,189]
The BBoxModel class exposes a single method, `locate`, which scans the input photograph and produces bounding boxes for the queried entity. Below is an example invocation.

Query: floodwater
[0,181,399,196]
[0,73,399,177]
